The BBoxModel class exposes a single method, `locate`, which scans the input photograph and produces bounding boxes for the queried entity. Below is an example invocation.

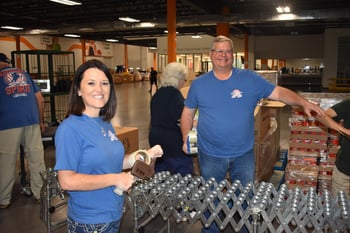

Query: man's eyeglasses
[211,49,233,55]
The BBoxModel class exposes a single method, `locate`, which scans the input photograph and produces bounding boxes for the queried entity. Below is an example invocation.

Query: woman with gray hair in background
[148,62,193,176]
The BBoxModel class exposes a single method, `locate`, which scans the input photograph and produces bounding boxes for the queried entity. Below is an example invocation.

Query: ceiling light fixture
[118,17,140,23]
[78,27,94,32]
[106,39,119,42]
[1,26,24,30]
[27,29,57,34]
[276,6,291,13]
[192,35,202,39]
[49,0,81,6]
[164,30,179,34]
[64,34,80,38]
[284,6,291,13]
[139,22,155,28]
[276,7,283,13]
[278,13,296,20]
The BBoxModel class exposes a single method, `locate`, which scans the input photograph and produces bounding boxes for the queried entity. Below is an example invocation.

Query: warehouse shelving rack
[11,50,75,123]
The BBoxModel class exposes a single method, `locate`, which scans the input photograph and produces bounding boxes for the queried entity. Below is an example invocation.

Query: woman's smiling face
[78,67,111,117]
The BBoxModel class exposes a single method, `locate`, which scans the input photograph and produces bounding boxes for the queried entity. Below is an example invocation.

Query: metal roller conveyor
[40,170,350,233]
[40,169,67,233]
[126,172,350,233]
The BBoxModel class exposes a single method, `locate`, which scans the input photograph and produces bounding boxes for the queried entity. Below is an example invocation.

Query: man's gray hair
[211,35,234,50]
[161,62,188,88]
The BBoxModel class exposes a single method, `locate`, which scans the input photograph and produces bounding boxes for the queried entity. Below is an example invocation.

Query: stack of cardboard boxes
[285,106,340,193]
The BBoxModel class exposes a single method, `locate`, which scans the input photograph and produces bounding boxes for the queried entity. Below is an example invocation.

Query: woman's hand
[147,145,163,159]
[126,145,163,168]
[114,171,135,192]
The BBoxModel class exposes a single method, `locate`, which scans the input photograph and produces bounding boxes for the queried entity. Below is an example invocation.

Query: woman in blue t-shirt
[54,60,163,233]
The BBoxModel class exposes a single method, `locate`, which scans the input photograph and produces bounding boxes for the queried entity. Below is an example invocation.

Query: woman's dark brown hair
[66,59,117,121]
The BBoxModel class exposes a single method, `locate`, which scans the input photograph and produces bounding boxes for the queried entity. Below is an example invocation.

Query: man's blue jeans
[67,217,120,233]
[198,149,255,233]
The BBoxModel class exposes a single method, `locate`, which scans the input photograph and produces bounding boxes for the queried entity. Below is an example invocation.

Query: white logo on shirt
[231,89,243,98]
[108,130,119,141]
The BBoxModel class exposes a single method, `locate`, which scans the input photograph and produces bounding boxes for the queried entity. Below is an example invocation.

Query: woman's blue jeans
[67,217,120,233]
[198,149,255,233]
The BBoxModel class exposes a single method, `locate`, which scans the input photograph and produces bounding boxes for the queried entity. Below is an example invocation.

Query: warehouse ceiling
[0,0,350,47]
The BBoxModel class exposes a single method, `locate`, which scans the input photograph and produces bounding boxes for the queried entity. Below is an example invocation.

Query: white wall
[157,35,213,54]
[112,43,125,67]
[57,37,83,69]
[127,45,149,70]
[0,38,16,57]
[157,34,244,54]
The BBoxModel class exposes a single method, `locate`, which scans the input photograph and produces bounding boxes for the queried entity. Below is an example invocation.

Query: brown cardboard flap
[114,127,139,154]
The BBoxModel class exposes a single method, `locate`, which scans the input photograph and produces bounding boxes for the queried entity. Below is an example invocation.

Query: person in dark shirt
[149,62,193,176]
[149,67,158,92]
[316,99,350,198]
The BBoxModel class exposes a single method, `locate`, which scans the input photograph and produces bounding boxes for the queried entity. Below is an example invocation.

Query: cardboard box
[254,131,279,182]
[254,102,285,142]
[254,106,271,141]
[114,127,139,154]
[285,163,319,192]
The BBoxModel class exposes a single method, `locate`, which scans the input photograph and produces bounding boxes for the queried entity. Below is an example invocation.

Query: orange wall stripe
[20,37,36,50]
[68,44,82,52]
[1,37,82,52]
[0,37,15,42]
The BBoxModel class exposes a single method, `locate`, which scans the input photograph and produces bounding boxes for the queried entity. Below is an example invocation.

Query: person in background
[149,62,193,176]
[315,99,350,198]
[180,36,325,233]
[149,67,158,92]
[54,59,163,233]
[0,52,46,208]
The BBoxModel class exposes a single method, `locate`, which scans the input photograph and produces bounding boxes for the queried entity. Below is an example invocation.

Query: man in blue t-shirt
[0,53,46,208]
[180,36,325,233]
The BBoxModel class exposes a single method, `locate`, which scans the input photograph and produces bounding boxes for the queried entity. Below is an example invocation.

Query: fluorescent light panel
[192,35,202,39]
[106,39,119,42]
[28,29,57,34]
[276,6,291,13]
[1,26,23,30]
[78,27,94,32]
[64,34,80,38]
[139,22,155,27]
[49,0,81,6]
[118,17,140,23]
[164,30,179,34]
[278,13,296,20]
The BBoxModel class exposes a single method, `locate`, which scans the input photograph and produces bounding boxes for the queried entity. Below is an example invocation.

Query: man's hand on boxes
[114,145,163,195]
[315,114,350,141]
